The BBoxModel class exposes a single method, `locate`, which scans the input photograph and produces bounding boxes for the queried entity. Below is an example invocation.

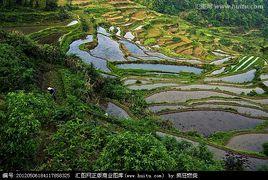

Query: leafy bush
[45,119,110,170]
[263,142,268,156]
[161,136,223,171]
[61,69,89,100]
[208,132,234,145]
[129,91,147,116]
[144,38,156,45]
[41,44,65,64]
[172,37,182,43]
[219,38,232,46]
[247,90,258,96]
[97,78,132,101]
[94,132,176,171]
[0,43,34,92]
[224,152,248,171]
[0,92,55,170]
[52,96,90,122]
[80,18,89,32]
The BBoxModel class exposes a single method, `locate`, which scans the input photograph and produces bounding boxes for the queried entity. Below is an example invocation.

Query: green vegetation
[144,38,156,46]
[134,0,268,29]
[94,132,176,171]
[263,142,268,156]
[1,0,268,172]
[228,56,265,73]
[0,0,58,10]
[224,153,248,171]
[44,119,111,170]
[0,30,224,171]
[172,37,182,43]
[94,132,222,171]
[0,92,50,170]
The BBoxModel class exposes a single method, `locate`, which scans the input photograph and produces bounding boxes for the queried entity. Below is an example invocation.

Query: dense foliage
[0,92,54,170]
[0,0,58,10]
[263,142,268,156]
[0,31,64,92]
[161,136,223,171]
[224,153,248,171]
[0,43,34,92]
[94,132,176,171]
[0,30,227,171]
[44,119,111,170]
[134,0,268,29]
[94,132,223,171]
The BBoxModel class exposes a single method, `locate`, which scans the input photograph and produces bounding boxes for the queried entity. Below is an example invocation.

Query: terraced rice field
[229,56,265,72]
[146,90,235,104]
[205,69,256,84]
[67,35,111,73]
[117,64,203,74]
[226,134,268,152]
[160,111,263,136]
[103,102,130,119]
[176,84,265,95]
[150,103,268,118]
[157,132,268,171]
[60,0,268,170]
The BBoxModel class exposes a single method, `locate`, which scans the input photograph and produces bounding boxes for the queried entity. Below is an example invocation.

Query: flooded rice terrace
[67,26,268,162]
[117,63,203,74]
[160,111,263,136]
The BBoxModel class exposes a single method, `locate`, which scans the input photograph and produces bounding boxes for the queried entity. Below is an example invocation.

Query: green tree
[0,92,54,170]
[224,152,248,171]
[94,132,176,171]
[45,119,110,170]
[161,136,223,171]
[263,27,268,39]
[0,43,34,92]
[263,142,268,156]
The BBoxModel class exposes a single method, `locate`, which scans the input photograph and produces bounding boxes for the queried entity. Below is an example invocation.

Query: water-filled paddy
[146,90,234,104]
[263,81,268,87]
[128,83,179,90]
[67,35,110,72]
[211,67,225,75]
[90,34,127,61]
[210,57,231,65]
[194,104,268,118]
[117,63,203,74]
[104,102,129,119]
[205,69,256,83]
[160,111,263,136]
[124,32,135,40]
[120,39,148,56]
[97,26,111,36]
[149,102,268,118]
[149,105,187,113]
[176,84,264,95]
[226,134,268,153]
[191,99,261,108]
[260,74,268,80]
[120,39,181,61]
[67,20,78,26]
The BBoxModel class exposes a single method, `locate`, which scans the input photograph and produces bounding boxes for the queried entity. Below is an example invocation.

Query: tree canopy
[134,0,268,28]
[0,0,58,10]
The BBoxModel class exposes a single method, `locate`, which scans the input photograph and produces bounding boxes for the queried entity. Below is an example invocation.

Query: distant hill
[134,0,268,29]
